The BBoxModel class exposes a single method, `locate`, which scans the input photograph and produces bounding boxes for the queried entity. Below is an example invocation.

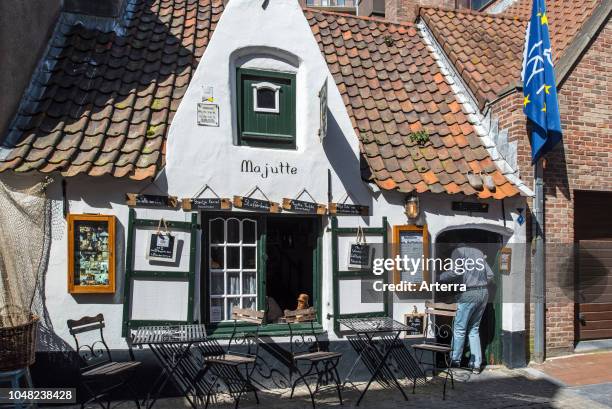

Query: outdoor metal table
[338,317,416,405]
[131,324,210,409]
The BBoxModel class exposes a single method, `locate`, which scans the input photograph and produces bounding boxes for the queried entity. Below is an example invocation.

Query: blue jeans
[451,288,488,368]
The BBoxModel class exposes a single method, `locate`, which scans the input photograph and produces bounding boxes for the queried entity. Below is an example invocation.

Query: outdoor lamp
[404,194,420,220]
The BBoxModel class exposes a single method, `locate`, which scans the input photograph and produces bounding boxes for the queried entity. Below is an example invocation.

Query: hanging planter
[0,305,39,371]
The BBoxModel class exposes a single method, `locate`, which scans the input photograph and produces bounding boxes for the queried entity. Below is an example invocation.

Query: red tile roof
[305,9,521,199]
[0,0,224,180]
[420,0,601,108]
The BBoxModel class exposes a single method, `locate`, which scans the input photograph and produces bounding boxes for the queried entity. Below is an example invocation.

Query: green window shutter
[237,68,296,149]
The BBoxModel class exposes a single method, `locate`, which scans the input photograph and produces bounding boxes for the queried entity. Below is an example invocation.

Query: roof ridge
[302,7,415,28]
[419,5,528,22]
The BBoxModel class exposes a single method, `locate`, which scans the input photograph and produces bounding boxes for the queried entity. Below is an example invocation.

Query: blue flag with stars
[521,0,562,163]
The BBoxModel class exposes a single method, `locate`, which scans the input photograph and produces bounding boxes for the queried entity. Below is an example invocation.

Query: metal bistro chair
[411,301,457,399]
[283,307,343,409]
[67,314,141,409]
[197,308,264,409]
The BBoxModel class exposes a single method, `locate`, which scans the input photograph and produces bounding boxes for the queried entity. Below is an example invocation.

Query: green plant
[409,130,430,145]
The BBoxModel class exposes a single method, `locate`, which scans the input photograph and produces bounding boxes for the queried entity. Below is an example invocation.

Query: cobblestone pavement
[57,366,610,409]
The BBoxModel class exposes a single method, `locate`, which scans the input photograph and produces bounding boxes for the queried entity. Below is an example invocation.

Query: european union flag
[521,0,562,163]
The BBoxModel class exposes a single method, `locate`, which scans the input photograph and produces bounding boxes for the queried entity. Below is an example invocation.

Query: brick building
[417,0,611,356]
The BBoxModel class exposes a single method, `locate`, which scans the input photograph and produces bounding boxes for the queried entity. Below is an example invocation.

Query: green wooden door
[331,216,389,335]
[121,209,198,336]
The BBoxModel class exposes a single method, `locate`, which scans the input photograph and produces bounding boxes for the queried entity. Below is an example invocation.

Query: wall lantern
[404,194,420,220]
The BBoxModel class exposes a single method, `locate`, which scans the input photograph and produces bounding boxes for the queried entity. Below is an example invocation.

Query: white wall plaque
[197,103,219,127]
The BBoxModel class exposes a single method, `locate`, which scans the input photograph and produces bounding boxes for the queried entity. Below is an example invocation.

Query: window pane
[210,247,224,269]
[227,219,240,243]
[242,271,256,295]
[243,220,256,244]
[227,298,240,320]
[257,88,276,110]
[210,298,224,322]
[243,247,256,269]
[227,272,240,295]
[211,272,224,295]
[210,219,224,244]
[243,297,256,310]
[227,247,240,269]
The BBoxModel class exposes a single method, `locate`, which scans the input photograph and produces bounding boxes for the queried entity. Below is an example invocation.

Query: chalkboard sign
[452,201,489,213]
[404,313,426,338]
[347,243,373,269]
[329,202,369,216]
[234,196,281,213]
[147,233,177,263]
[126,193,179,208]
[282,198,327,215]
[182,198,232,211]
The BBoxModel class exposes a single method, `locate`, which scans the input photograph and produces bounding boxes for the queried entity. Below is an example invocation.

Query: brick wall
[490,20,612,357]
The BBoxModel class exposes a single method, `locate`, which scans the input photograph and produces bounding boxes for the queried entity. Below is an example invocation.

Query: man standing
[439,244,493,374]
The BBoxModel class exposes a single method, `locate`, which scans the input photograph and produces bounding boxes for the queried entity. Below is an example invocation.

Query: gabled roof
[0,0,224,180]
[420,0,602,108]
[305,9,521,199]
[0,1,523,198]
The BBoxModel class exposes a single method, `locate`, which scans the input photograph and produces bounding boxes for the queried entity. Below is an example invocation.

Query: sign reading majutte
[328,202,369,216]
[233,196,281,213]
[182,198,232,211]
[282,198,327,214]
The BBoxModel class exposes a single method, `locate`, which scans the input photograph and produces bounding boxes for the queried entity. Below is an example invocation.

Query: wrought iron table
[338,317,420,405]
[131,324,211,409]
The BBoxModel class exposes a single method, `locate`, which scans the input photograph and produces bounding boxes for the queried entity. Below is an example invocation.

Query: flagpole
[533,158,545,363]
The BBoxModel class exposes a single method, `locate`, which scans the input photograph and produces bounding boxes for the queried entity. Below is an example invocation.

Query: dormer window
[237,68,296,149]
[252,82,281,113]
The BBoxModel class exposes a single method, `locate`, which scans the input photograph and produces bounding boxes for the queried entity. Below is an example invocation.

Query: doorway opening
[435,228,504,365]
[266,216,317,316]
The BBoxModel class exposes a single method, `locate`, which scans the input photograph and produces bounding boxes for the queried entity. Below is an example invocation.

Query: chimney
[63,0,126,18]
[385,0,457,23]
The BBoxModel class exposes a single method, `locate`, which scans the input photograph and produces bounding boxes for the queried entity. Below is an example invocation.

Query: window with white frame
[252,82,281,113]
[208,217,257,322]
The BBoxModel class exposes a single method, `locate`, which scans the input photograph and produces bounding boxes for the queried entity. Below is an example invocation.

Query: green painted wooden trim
[122,208,136,337]
[122,211,198,337]
[331,217,340,333]
[131,270,190,278]
[241,132,295,141]
[134,219,193,229]
[187,213,198,323]
[382,216,389,316]
[314,221,323,323]
[257,215,266,311]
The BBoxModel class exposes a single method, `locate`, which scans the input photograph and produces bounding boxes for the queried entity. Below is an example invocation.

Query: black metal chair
[67,314,141,409]
[196,308,264,409]
[411,301,457,399]
[283,307,343,409]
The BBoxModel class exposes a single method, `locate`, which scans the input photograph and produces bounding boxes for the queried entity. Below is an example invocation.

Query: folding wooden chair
[283,307,343,409]
[67,314,141,409]
[197,308,264,409]
[411,301,457,399]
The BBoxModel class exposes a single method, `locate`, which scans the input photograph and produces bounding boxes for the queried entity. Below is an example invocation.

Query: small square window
[252,82,281,113]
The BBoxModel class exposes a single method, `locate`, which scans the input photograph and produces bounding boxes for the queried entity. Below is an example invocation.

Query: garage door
[575,191,612,341]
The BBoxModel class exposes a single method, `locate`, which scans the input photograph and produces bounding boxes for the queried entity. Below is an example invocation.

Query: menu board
[68,215,115,293]
[347,243,372,270]
[398,230,424,283]
[147,233,177,263]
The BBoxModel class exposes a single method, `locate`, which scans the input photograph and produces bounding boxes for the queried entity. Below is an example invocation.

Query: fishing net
[0,176,53,328]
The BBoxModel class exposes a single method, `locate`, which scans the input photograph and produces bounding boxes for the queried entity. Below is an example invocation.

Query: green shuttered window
[237,68,296,149]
